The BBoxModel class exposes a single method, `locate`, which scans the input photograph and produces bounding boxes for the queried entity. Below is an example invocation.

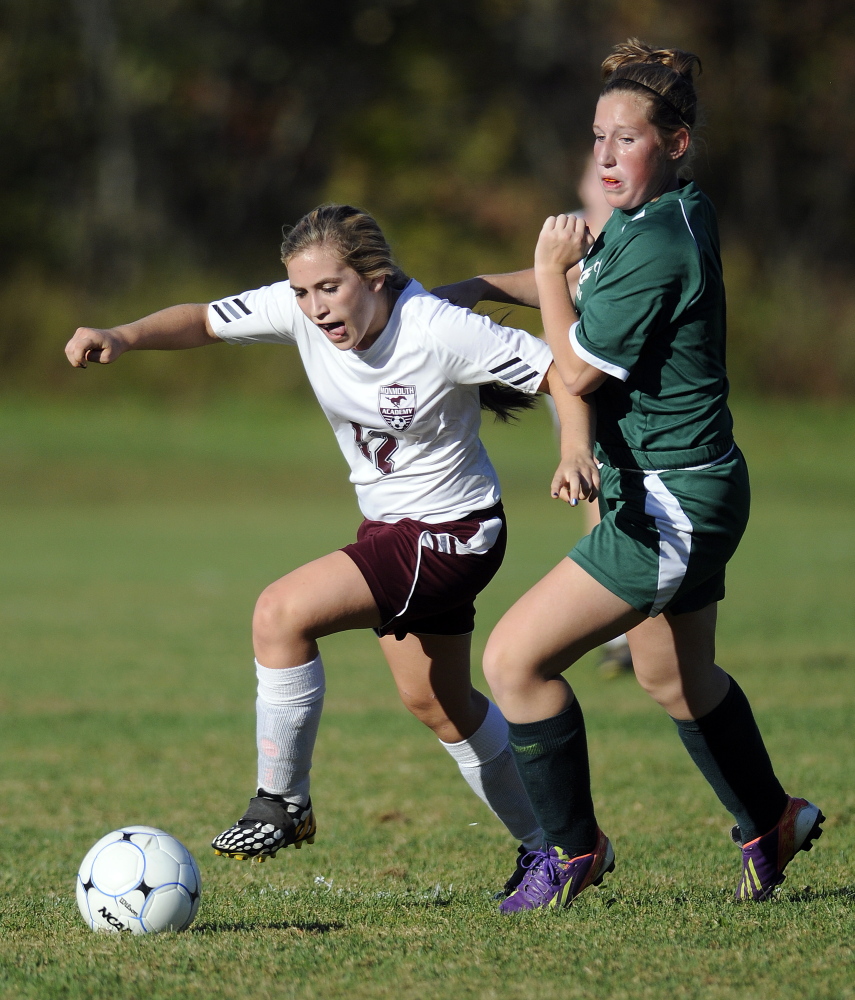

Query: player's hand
[65,327,127,368]
[430,277,485,309]
[550,451,600,507]
[534,215,594,275]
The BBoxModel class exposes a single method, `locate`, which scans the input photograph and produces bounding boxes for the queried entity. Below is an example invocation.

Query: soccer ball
[76,826,201,934]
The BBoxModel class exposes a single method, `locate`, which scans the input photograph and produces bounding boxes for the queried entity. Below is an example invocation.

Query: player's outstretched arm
[432,266,585,311]
[65,303,219,367]
[432,270,540,309]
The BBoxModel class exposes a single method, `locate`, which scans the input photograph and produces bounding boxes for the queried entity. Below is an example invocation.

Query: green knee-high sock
[672,676,788,842]
[506,698,599,857]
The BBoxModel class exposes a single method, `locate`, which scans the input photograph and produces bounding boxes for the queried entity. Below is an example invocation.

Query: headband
[612,77,693,131]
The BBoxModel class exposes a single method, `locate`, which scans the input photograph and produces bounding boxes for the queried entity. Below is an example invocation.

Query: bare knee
[482,635,512,704]
[483,632,533,709]
[632,652,728,719]
[399,688,448,732]
[397,684,487,743]
[398,686,475,743]
[633,667,685,713]
[253,580,313,649]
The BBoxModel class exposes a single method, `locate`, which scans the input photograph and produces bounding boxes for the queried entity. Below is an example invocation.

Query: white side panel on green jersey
[643,473,693,615]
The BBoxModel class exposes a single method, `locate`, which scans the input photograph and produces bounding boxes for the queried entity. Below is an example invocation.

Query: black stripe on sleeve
[233,297,252,315]
[489,358,521,375]
[212,303,231,323]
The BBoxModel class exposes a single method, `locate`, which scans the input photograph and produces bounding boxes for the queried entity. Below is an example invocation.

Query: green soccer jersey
[573,181,734,471]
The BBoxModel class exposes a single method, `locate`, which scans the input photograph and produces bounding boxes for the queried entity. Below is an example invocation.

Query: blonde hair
[280,204,536,423]
[280,204,409,290]
[601,39,702,166]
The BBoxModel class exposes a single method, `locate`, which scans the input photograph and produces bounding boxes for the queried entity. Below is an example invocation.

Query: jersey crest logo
[576,259,601,300]
[379,383,416,430]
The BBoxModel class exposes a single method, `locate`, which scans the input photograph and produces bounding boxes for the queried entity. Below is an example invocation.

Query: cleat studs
[306,836,315,844]
[294,841,302,849]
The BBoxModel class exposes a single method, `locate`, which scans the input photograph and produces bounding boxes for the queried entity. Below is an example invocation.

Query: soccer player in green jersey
[439,39,824,910]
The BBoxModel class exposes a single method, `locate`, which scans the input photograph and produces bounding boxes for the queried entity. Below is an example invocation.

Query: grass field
[1,393,853,1000]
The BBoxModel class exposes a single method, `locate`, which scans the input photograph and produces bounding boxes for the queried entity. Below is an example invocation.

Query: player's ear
[668,127,690,161]
[368,274,386,294]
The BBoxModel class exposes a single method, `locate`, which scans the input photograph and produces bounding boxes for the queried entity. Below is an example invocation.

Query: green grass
[1,395,853,1000]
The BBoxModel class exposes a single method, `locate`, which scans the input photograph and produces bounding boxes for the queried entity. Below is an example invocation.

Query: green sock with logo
[506,697,599,857]
[672,675,788,842]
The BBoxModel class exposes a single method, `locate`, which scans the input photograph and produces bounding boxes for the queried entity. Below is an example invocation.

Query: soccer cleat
[211,791,316,863]
[493,844,531,899]
[499,829,614,913]
[733,796,825,901]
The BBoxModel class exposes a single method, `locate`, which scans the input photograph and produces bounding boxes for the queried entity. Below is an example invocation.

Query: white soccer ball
[76,826,201,934]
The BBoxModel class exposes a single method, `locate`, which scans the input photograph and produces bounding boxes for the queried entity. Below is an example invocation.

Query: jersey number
[351,422,398,475]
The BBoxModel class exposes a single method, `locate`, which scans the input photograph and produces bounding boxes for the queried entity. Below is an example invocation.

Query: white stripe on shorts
[394,517,504,620]
[643,474,693,616]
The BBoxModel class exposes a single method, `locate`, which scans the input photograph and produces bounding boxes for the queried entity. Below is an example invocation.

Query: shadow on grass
[191,920,343,933]
[785,885,855,904]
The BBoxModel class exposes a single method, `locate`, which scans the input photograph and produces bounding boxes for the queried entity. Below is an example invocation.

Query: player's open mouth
[319,321,347,337]
[601,176,621,189]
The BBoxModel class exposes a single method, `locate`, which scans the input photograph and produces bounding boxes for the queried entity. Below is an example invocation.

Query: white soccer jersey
[209,279,552,523]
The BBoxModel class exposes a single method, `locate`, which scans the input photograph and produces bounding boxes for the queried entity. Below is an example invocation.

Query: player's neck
[356,285,402,352]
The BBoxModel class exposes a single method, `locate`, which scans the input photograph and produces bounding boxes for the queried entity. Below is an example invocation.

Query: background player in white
[65,203,599,893]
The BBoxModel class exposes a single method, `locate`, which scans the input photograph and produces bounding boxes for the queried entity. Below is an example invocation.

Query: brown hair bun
[600,37,701,144]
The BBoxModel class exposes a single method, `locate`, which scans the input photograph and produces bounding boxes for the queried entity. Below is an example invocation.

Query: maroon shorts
[341,502,507,639]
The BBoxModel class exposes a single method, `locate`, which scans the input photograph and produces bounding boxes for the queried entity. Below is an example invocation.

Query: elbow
[550,353,608,396]
[566,369,608,396]
[561,370,589,396]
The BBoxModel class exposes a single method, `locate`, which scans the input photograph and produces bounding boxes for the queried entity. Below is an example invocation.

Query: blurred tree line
[1,0,853,398]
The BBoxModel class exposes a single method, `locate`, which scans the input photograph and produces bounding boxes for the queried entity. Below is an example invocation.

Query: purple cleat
[499,830,615,913]
[734,796,825,901]
[493,845,529,900]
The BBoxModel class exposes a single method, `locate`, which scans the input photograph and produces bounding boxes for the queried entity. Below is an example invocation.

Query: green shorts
[570,446,750,617]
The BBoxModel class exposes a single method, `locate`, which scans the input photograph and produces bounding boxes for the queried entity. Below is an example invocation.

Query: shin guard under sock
[256,655,325,804]
[672,675,788,841]
[507,698,598,857]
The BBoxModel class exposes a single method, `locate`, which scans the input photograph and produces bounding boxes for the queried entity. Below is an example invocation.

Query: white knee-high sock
[440,700,542,850]
[256,655,325,804]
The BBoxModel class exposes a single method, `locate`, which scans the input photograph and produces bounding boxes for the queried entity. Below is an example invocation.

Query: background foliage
[2,0,854,396]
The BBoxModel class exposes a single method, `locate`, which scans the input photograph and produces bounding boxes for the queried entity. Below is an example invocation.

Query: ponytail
[479,383,539,422]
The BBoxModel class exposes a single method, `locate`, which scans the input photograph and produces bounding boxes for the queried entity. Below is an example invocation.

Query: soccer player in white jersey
[65,204,599,893]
